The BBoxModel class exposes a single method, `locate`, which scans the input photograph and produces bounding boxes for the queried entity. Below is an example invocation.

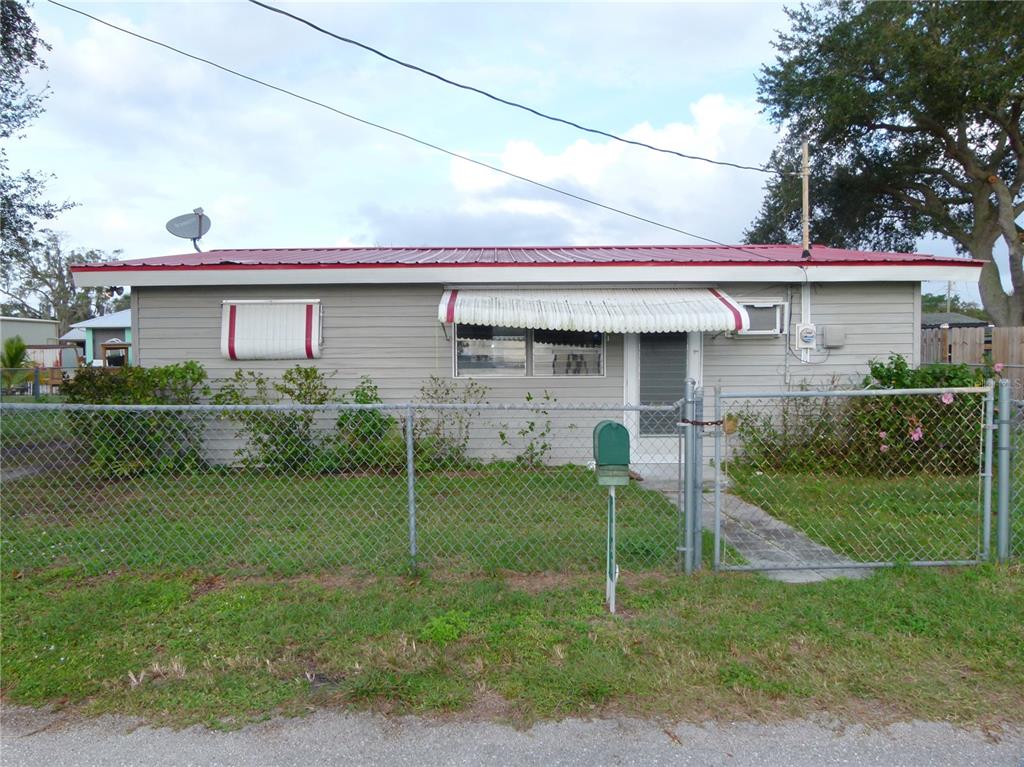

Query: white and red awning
[438,288,748,333]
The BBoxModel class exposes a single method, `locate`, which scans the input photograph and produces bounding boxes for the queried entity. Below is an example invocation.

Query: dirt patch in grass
[453,688,519,723]
[500,570,589,593]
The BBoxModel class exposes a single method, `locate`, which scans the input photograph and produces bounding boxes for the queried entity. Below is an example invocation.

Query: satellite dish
[165,207,211,252]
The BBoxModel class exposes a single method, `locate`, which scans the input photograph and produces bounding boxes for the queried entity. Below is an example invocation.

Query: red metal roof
[71,244,981,271]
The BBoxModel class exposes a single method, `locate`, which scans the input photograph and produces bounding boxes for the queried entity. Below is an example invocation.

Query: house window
[455,326,527,375]
[532,329,603,376]
[454,325,604,377]
[221,300,322,360]
[736,302,786,336]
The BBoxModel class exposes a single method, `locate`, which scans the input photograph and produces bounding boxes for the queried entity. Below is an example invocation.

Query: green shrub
[60,362,209,478]
[732,355,985,478]
[332,376,403,472]
[414,375,489,465]
[211,367,335,473]
[863,354,983,390]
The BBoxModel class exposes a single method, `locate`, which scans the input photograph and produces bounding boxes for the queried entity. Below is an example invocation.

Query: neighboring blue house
[67,309,133,366]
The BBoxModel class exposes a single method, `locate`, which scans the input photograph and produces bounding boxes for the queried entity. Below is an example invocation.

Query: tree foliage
[920,292,988,322]
[1,232,126,334]
[1,0,74,271]
[746,1,1024,325]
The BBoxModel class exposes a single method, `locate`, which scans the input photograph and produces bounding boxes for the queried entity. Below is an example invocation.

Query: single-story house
[71,244,981,462]
[68,309,133,366]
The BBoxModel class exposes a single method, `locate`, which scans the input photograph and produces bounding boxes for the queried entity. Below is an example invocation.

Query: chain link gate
[997,379,1023,561]
[709,385,994,574]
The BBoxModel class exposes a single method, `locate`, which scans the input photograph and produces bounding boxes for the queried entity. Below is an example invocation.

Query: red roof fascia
[71,258,982,273]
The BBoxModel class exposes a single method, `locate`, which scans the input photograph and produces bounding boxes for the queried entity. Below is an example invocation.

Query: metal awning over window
[438,288,748,333]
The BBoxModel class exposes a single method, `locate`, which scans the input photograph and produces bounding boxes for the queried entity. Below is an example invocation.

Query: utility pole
[801,139,810,259]
[800,139,812,362]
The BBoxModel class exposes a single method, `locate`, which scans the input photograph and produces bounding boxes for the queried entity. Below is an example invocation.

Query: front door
[624,332,700,467]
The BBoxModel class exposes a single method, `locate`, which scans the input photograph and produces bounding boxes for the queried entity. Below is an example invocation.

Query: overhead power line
[245,0,781,176]
[46,0,787,263]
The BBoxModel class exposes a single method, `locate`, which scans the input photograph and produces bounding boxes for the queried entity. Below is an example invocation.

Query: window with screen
[455,325,604,377]
[221,300,322,360]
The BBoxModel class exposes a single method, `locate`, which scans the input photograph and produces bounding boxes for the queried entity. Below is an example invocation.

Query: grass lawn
[2,466,686,574]
[2,565,1022,729]
[727,467,985,563]
[0,401,69,450]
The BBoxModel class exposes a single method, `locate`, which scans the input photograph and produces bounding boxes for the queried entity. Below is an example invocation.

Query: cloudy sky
[10,1,982,299]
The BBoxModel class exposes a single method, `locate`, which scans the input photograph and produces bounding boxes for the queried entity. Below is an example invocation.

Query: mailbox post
[593,420,630,614]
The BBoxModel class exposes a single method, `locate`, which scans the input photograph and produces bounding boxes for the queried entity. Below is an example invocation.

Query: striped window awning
[221,299,322,360]
[438,288,748,333]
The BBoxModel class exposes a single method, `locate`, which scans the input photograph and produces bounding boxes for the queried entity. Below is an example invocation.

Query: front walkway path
[715,493,870,583]
[643,473,868,583]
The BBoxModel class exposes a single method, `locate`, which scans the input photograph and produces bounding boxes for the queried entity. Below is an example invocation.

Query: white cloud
[442,95,780,245]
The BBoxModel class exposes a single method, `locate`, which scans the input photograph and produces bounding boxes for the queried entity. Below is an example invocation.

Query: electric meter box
[593,420,630,486]
[795,323,817,350]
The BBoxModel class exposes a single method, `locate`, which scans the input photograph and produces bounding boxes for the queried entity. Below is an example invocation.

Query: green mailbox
[593,420,630,486]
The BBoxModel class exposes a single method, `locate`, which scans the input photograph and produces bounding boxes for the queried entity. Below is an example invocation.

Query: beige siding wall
[134,281,919,401]
[135,285,624,404]
[703,281,919,391]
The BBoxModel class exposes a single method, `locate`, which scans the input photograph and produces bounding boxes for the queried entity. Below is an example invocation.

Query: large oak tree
[746,0,1023,325]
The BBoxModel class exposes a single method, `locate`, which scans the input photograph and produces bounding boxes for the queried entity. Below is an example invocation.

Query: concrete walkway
[715,493,870,583]
[2,707,1021,767]
[643,474,867,583]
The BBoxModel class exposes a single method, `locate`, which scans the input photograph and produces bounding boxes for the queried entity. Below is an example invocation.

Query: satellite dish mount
[166,207,212,252]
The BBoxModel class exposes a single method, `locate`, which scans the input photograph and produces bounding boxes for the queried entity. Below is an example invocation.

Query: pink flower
[880,444,889,453]
[994,363,1005,373]
[878,431,887,439]
[940,392,955,405]
[910,426,924,442]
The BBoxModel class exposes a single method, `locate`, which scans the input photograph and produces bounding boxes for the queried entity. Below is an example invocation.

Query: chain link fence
[3,385,1015,578]
[1,402,685,576]
[710,386,992,572]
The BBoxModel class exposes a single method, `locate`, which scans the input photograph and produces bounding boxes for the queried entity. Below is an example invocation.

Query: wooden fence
[922,326,1024,396]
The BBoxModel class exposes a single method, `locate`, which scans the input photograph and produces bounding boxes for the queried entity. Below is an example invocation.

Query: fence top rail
[719,385,992,400]
[0,401,678,413]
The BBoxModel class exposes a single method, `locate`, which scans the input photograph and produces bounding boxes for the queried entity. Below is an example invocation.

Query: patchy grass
[1,565,1022,729]
[2,467,685,574]
[728,467,984,562]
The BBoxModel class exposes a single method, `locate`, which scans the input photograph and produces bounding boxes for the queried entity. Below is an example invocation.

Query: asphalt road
[2,707,1022,767]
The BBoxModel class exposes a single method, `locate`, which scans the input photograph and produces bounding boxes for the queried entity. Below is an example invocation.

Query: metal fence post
[683,378,697,575]
[676,397,685,573]
[982,380,994,560]
[692,389,704,571]
[31,367,40,400]
[997,379,1011,563]
[713,385,722,571]
[405,405,418,569]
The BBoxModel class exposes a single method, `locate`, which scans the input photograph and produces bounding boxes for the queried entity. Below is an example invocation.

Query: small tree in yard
[747,1,1023,326]
[1,335,31,390]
